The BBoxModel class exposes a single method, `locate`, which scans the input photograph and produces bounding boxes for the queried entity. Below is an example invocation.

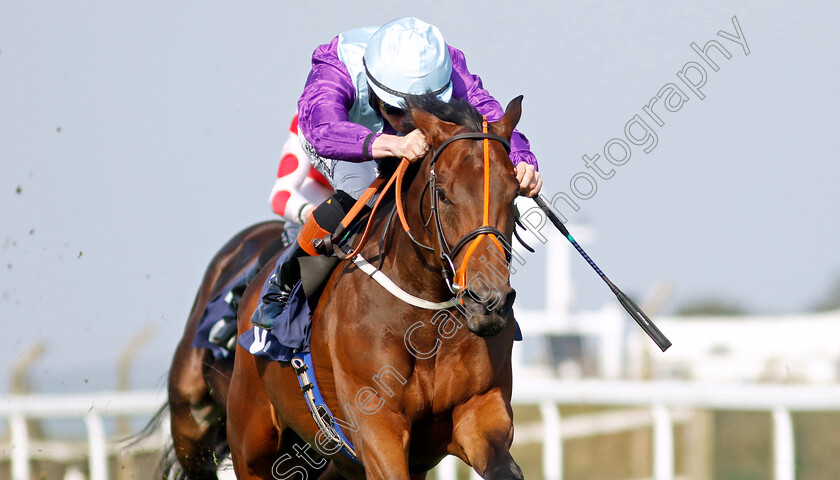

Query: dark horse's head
[406,94,523,337]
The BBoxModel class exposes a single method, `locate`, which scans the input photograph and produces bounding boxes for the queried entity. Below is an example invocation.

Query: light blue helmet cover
[363,17,453,109]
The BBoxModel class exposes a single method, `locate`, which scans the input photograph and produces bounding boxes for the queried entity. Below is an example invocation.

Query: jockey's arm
[297,65,426,164]
[370,129,429,163]
[297,44,384,163]
[447,46,542,196]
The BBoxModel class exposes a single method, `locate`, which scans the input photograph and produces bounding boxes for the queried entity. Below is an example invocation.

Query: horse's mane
[377,94,483,181]
[405,93,484,133]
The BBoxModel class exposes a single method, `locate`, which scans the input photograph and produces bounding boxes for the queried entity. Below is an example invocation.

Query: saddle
[238,207,372,362]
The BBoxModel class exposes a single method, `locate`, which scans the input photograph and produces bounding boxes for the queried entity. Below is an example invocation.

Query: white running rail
[3,381,840,480]
[436,379,840,480]
[0,390,166,480]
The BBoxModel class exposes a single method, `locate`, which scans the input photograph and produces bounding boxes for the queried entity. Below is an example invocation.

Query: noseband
[427,119,512,294]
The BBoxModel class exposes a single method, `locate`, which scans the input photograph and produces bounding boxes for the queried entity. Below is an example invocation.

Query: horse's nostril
[462,287,516,315]
[496,289,516,315]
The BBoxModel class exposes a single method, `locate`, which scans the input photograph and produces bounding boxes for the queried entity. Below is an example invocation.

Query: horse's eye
[436,189,451,205]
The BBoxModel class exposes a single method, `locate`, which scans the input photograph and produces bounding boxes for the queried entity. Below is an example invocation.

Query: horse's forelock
[405,94,483,132]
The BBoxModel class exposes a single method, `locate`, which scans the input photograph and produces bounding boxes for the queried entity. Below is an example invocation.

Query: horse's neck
[335,161,512,410]
[377,160,452,302]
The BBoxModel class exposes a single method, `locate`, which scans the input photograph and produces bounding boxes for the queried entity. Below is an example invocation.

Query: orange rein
[335,159,410,259]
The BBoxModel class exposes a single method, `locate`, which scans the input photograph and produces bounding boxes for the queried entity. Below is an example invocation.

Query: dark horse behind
[153,220,287,479]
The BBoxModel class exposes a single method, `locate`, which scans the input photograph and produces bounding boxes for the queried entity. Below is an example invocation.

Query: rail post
[652,403,674,480]
[772,406,795,480]
[540,401,563,480]
[10,412,30,480]
[84,410,108,480]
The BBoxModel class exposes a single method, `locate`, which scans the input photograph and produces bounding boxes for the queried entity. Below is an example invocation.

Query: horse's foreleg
[450,389,523,480]
[352,409,412,480]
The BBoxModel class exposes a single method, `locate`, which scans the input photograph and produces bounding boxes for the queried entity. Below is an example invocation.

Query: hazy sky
[2,1,839,393]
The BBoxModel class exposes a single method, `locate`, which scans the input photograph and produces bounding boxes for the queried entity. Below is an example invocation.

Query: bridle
[404,118,513,294]
[332,117,515,297]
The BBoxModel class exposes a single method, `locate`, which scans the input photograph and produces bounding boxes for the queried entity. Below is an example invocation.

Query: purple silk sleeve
[297,37,381,162]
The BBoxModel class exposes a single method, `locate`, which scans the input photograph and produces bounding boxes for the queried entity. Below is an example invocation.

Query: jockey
[269,114,332,226]
[252,16,542,328]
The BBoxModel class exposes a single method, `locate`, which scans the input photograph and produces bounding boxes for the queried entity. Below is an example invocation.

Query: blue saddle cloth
[237,250,314,362]
[238,283,312,361]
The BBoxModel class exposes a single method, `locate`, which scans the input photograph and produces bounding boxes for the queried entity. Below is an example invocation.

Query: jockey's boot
[249,246,305,329]
[208,315,239,351]
[250,190,359,330]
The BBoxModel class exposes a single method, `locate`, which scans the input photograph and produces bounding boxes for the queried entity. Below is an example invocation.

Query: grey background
[2,1,838,392]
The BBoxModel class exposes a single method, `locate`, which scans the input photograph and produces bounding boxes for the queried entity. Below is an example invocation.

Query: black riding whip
[533,196,672,352]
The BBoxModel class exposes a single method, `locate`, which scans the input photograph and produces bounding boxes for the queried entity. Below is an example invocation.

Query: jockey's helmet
[363,17,453,109]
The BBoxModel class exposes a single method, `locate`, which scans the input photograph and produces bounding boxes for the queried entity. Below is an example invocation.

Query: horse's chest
[402,359,499,417]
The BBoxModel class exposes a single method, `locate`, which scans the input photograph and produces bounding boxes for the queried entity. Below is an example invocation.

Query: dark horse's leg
[451,389,523,480]
[312,467,424,480]
[166,221,287,479]
[168,342,228,480]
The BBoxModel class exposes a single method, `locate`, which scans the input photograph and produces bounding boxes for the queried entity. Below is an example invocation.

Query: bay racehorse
[227,95,525,479]
[164,221,286,479]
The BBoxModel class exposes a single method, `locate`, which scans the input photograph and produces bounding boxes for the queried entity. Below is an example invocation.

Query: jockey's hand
[372,130,430,163]
[395,129,430,163]
[516,163,542,197]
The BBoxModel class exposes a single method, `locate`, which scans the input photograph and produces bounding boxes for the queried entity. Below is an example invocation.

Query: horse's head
[408,95,523,337]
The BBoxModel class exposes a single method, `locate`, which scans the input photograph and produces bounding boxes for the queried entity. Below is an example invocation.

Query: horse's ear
[410,108,459,147]
[491,95,523,140]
